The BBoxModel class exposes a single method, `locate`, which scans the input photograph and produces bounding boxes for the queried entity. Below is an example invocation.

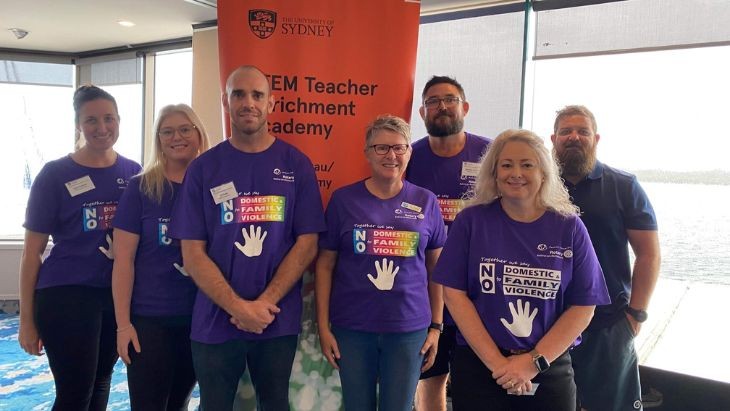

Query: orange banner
[218,0,421,205]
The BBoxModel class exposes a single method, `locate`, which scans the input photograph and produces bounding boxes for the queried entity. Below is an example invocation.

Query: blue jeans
[332,326,427,411]
[191,335,297,411]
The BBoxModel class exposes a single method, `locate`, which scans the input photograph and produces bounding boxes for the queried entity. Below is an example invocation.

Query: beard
[425,112,464,137]
[554,143,597,178]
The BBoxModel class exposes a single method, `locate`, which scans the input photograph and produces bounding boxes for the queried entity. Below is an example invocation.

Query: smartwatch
[530,350,550,373]
[625,306,648,323]
[428,322,444,333]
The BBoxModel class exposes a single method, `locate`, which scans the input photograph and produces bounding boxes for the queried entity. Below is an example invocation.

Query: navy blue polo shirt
[564,161,658,328]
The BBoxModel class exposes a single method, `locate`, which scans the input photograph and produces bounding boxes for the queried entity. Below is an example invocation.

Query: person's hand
[318,326,341,369]
[116,324,141,365]
[18,320,44,356]
[625,312,641,336]
[367,258,399,291]
[420,328,440,372]
[98,233,114,259]
[500,299,538,337]
[493,353,537,395]
[235,225,267,257]
[229,299,280,334]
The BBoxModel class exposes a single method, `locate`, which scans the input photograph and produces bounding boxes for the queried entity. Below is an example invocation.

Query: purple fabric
[433,201,610,349]
[319,180,446,333]
[169,139,325,344]
[113,176,196,316]
[406,133,491,226]
[24,155,141,289]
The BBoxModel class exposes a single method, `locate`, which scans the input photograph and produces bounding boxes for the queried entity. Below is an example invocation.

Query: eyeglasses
[423,96,462,109]
[158,125,197,139]
[368,144,409,155]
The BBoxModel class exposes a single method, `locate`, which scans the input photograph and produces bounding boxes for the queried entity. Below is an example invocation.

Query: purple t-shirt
[319,180,447,333]
[433,201,610,349]
[406,133,491,227]
[24,154,141,289]
[113,176,196,317]
[169,138,326,344]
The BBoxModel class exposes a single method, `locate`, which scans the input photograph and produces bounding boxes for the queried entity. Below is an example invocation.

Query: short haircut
[364,114,412,149]
[421,75,466,100]
[553,105,597,134]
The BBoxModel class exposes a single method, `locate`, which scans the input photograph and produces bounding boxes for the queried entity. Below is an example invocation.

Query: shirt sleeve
[112,177,143,235]
[23,162,61,234]
[564,217,611,306]
[292,154,326,237]
[169,160,208,241]
[432,210,471,290]
[426,195,447,250]
[318,191,342,251]
[623,176,658,231]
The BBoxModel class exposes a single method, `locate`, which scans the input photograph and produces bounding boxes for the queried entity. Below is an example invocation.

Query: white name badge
[65,175,95,197]
[400,201,422,213]
[210,182,238,205]
[508,383,539,396]
[461,161,481,178]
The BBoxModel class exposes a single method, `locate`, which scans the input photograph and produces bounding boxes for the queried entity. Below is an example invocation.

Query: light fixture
[117,20,136,27]
[9,28,29,39]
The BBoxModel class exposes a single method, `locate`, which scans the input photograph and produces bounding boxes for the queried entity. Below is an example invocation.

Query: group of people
[18,64,660,411]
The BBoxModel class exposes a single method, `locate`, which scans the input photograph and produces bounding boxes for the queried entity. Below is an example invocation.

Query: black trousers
[451,344,576,411]
[126,315,196,411]
[35,285,119,411]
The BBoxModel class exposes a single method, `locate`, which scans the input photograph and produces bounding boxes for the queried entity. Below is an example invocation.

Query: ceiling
[0,0,509,55]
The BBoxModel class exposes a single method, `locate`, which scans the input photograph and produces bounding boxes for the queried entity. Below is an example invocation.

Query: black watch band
[625,306,648,323]
[429,322,443,333]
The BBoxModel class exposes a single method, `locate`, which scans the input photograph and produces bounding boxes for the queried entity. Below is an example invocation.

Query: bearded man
[551,105,661,411]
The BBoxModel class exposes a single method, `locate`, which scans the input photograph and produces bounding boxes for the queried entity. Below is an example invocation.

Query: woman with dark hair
[18,85,141,410]
[434,129,610,411]
[112,104,211,410]
[316,115,446,411]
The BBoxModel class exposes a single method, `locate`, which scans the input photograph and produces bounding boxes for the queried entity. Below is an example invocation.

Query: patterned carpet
[0,314,200,410]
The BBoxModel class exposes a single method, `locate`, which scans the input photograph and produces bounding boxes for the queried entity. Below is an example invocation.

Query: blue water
[0,315,199,410]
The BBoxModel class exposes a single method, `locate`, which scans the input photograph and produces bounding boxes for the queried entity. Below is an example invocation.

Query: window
[526,0,730,383]
[0,61,74,239]
[154,49,193,117]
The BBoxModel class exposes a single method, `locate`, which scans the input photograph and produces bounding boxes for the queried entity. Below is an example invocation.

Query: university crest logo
[249,9,277,39]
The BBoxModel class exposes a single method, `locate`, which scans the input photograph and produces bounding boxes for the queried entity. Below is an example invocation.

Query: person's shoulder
[597,162,641,186]
[406,180,438,200]
[115,154,142,171]
[466,132,492,146]
[272,138,314,164]
[332,180,364,197]
[411,137,430,151]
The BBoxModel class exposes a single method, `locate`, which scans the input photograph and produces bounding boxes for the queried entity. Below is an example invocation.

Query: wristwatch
[625,306,648,323]
[428,322,443,333]
[530,350,550,374]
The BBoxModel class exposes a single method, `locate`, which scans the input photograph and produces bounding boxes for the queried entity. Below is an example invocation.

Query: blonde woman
[112,104,210,410]
[433,129,610,411]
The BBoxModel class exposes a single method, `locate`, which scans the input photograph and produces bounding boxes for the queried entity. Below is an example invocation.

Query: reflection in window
[154,49,193,117]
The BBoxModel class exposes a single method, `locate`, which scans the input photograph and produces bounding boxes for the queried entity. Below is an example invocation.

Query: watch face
[535,355,550,373]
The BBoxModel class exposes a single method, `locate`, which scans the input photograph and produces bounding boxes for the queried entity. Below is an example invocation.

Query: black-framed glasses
[368,144,409,155]
[158,125,197,139]
[423,96,462,109]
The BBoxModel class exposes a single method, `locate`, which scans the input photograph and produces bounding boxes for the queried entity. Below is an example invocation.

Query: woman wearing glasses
[316,115,446,411]
[112,104,211,410]
[19,85,141,410]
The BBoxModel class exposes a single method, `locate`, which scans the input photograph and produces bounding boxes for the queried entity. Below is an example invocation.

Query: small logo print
[249,9,277,39]
[564,249,574,258]
[116,178,125,184]
[394,209,402,214]
[417,214,425,220]
[273,168,281,175]
[537,243,547,251]
[633,400,642,409]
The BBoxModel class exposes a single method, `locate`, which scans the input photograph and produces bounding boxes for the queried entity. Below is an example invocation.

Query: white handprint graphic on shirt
[367,258,400,291]
[98,234,114,260]
[500,299,538,337]
[173,263,189,277]
[235,225,267,257]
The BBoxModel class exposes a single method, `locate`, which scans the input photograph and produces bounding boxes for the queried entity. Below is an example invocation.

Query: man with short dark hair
[407,75,491,411]
[170,65,325,410]
[551,105,661,411]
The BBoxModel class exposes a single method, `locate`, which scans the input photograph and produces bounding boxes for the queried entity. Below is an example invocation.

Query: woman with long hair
[112,104,211,410]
